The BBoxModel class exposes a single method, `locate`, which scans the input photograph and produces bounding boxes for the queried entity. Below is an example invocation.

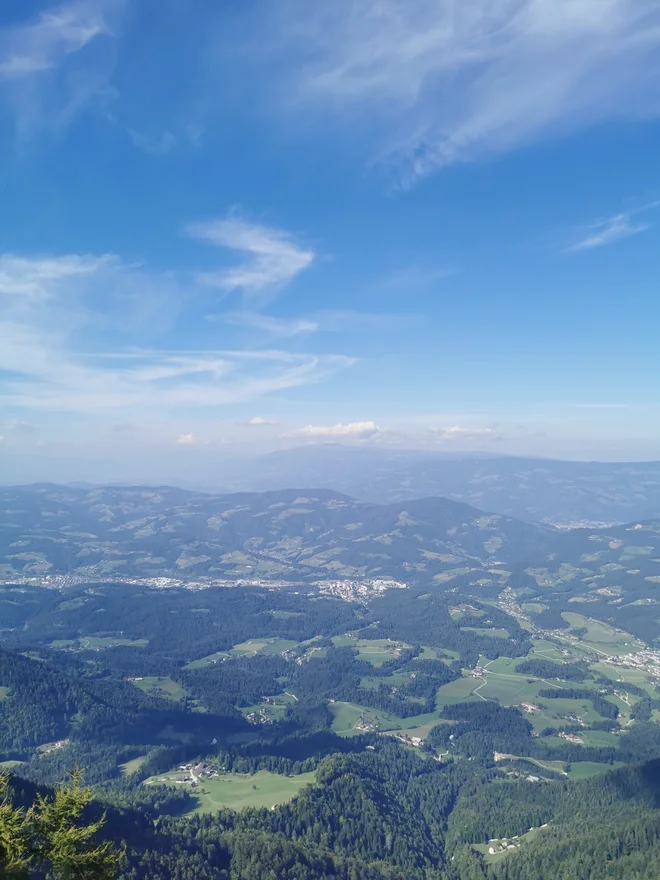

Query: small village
[604,648,660,682]
[146,762,220,787]
[486,825,549,856]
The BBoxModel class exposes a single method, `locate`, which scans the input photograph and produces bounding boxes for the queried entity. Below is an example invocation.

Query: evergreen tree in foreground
[0,772,121,880]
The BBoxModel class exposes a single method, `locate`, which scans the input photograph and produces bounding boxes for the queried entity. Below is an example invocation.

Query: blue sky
[1,0,660,480]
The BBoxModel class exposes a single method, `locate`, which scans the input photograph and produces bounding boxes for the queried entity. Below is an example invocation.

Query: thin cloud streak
[217,312,320,337]
[212,308,416,336]
[567,202,659,252]
[188,214,315,298]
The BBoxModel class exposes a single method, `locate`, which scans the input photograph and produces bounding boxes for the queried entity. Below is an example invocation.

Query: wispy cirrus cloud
[213,308,416,336]
[263,0,660,182]
[0,0,120,134]
[566,202,660,252]
[0,1,110,79]
[188,213,315,299]
[218,311,320,337]
[0,251,354,416]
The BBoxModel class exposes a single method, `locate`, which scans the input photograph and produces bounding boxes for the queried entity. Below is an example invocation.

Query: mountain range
[2,483,660,588]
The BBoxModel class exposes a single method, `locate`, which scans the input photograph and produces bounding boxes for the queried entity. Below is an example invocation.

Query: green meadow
[145,770,316,814]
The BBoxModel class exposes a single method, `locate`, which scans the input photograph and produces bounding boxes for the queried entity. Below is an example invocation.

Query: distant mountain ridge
[0,483,549,583]
[212,449,660,525]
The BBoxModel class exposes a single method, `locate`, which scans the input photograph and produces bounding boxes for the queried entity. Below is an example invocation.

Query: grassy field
[560,613,641,656]
[528,639,572,662]
[473,825,548,865]
[567,761,625,780]
[461,627,510,639]
[51,636,148,649]
[145,770,316,813]
[359,670,411,690]
[184,651,230,669]
[231,639,271,655]
[592,663,660,700]
[240,691,299,721]
[129,677,187,701]
[435,677,481,707]
[394,719,453,739]
[84,636,149,648]
[260,639,299,655]
[0,687,10,702]
[578,729,622,748]
[0,760,24,770]
[230,638,299,657]
[120,756,148,775]
[331,637,412,667]
[476,675,548,709]
[328,701,404,735]
[500,755,568,776]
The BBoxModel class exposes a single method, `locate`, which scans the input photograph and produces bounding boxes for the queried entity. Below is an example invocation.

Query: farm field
[230,639,271,655]
[473,825,548,865]
[83,636,149,648]
[51,636,148,649]
[395,718,453,739]
[593,663,660,699]
[528,640,572,662]
[476,675,548,708]
[230,638,299,656]
[567,761,625,780]
[328,701,404,735]
[144,770,316,814]
[120,756,148,776]
[461,627,510,639]
[331,637,411,667]
[560,613,642,656]
[240,691,299,721]
[435,677,481,707]
[184,652,230,669]
[129,677,187,701]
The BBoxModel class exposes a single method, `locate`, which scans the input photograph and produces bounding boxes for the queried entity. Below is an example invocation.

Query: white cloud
[175,433,208,446]
[0,1,109,80]
[429,425,501,442]
[269,0,660,181]
[188,214,315,298]
[246,416,279,426]
[0,1,119,135]
[0,251,355,416]
[285,420,380,439]
[214,308,413,336]
[218,311,319,336]
[566,203,659,252]
[0,253,115,298]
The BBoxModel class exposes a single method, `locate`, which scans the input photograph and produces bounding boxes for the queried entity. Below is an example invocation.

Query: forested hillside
[3,486,660,877]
